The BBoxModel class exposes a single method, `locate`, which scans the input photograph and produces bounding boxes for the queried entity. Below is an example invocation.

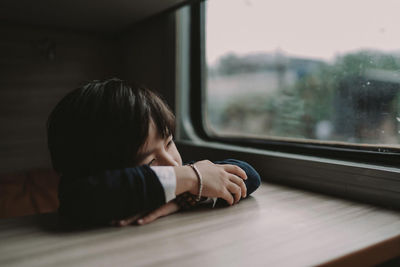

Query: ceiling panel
[0,0,187,33]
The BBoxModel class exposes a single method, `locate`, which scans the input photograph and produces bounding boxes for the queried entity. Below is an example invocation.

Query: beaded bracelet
[189,163,203,201]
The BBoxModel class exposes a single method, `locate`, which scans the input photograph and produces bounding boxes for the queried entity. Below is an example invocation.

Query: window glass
[205,0,400,148]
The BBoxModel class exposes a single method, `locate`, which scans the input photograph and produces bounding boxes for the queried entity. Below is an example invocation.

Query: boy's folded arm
[58,159,261,225]
[58,165,166,225]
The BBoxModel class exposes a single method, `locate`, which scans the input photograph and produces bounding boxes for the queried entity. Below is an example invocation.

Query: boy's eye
[148,159,156,166]
[166,137,174,148]
[166,140,173,147]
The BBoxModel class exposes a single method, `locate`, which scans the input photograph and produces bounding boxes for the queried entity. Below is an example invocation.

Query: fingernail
[137,219,144,224]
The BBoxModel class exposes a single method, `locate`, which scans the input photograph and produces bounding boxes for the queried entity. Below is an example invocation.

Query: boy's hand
[111,201,180,227]
[136,201,180,225]
[191,160,247,205]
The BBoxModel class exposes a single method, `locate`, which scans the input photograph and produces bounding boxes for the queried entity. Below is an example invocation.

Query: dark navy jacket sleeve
[58,159,261,226]
[213,159,261,196]
[58,165,165,225]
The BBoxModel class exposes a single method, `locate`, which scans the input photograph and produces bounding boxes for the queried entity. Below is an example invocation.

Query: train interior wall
[0,13,175,174]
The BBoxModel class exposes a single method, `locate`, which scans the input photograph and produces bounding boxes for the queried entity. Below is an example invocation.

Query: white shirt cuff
[201,197,218,208]
[151,166,176,203]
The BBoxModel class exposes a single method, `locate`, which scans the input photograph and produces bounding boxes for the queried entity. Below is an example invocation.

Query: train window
[203,0,400,155]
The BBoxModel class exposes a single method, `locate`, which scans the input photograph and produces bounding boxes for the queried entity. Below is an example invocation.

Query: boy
[47,78,260,226]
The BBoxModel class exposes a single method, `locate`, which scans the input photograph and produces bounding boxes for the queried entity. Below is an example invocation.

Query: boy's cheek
[175,152,183,166]
[175,150,183,166]
[172,143,183,166]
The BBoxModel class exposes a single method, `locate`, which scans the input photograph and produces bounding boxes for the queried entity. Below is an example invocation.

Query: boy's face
[136,121,182,167]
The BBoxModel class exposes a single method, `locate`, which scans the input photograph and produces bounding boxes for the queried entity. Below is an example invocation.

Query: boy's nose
[158,151,178,166]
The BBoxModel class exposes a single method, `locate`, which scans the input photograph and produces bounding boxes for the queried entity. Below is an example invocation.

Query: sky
[206,0,400,65]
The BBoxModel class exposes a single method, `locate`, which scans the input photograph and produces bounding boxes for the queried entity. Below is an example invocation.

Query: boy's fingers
[227,183,241,204]
[137,201,180,225]
[221,189,234,206]
[219,164,247,180]
[110,201,180,227]
[229,175,247,198]
[115,214,142,227]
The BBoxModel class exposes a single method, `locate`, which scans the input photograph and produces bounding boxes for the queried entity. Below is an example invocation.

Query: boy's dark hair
[47,78,175,175]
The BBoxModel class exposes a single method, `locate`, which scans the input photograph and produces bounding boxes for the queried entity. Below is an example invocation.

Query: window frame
[175,2,400,210]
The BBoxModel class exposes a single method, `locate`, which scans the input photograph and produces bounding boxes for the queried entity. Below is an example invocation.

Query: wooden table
[1,183,399,267]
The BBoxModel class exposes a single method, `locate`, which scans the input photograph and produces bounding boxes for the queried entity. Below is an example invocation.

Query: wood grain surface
[1,182,399,267]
